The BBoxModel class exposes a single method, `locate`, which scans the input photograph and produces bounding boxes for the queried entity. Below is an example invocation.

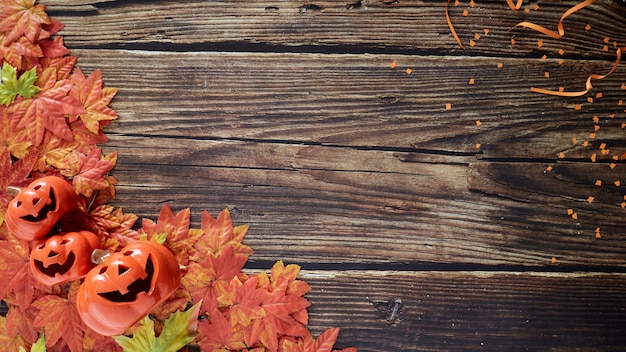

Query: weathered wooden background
[45,0,626,350]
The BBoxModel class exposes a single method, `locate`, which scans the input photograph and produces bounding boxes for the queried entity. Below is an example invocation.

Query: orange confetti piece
[622,123,626,129]
[574,104,582,110]
[622,202,626,208]
[469,0,476,7]
[541,54,548,60]
[537,40,544,48]
[389,60,397,69]
[592,116,599,123]
[533,4,539,10]
[545,71,550,78]
[462,8,469,16]
[445,103,452,110]
[594,125,600,131]
[609,113,615,118]
[475,143,481,149]
[558,59,564,65]
[599,143,607,150]
[469,78,475,85]
[590,153,597,162]
[405,68,413,74]
[445,0,464,49]
[618,100,623,106]
[454,0,460,5]
[546,165,553,172]
[511,38,516,45]
[484,29,490,35]
[571,137,577,144]
[595,228,601,238]
[603,37,610,43]
[572,213,578,220]
[601,149,610,156]
[610,163,617,169]
[587,196,595,203]
[603,45,609,52]
[551,257,557,264]
[583,140,589,147]
[524,7,530,13]
[596,92,603,99]
[587,97,593,103]
[475,120,482,126]
[613,155,620,160]
[621,83,626,89]
[558,87,565,92]
[474,33,481,40]
[615,180,621,187]
[595,179,602,186]
[497,62,503,68]
[469,39,476,47]
[558,152,565,159]
[567,209,574,215]
[558,49,565,55]
[585,24,591,31]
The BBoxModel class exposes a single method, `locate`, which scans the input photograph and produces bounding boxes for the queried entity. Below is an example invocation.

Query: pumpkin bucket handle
[91,249,111,265]
[6,186,21,197]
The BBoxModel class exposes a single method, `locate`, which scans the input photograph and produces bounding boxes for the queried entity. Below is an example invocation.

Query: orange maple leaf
[0,33,43,70]
[87,204,140,249]
[0,108,32,159]
[197,309,247,351]
[0,148,37,225]
[0,316,28,352]
[5,304,38,345]
[0,234,35,310]
[217,276,267,328]
[280,328,341,352]
[0,0,51,45]
[31,282,86,352]
[8,75,86,145]
[59,147,117,197]
[69,67,118,134]
[193,208,253,258]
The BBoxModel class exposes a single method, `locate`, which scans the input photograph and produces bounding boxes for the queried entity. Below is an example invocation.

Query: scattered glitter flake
[524,7,530,13]
[621,123,626,129]
[558,87,565,92]
[600,143,607,149]
[390,60,397,69]
[621,83,626,89]
[454,0,460,5]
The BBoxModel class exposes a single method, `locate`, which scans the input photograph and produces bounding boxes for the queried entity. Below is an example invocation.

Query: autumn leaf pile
[0,1,357,351]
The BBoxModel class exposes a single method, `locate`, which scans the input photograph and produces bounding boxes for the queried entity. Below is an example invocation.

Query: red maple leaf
[192,208,253,258]
[31,282,86,352]
[87,204,140,249]
[0,0,51,45]
[5,303,38,345]
[217,275,268,328]
[69,67,118,134]
[0,33,43,70]
[197,309,247,351]
[8,70,86,145]
[0,316,28,352]
[59,147,117,197]
[0,234,35,310]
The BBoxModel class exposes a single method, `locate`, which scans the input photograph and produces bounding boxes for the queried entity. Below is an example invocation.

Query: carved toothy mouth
[20,187,57,222]
[98,256,155,303]
[34,252,76,277]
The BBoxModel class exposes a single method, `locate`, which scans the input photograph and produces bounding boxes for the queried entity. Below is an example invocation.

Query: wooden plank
[47,0,626,59]
[101,135,626,267]
[70,50,625,159]
[255,270,626,351]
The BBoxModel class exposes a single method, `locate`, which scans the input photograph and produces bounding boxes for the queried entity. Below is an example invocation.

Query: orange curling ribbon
[505,0,524,10]
[530,47,624,97]
[514,0,596,39]
[446,0,464,49]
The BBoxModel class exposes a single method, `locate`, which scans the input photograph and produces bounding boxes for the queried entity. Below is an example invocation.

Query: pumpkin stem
[6,186,22,197]
[91,248,111,265]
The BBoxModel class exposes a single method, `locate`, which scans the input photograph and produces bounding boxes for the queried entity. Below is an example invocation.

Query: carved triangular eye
[118,265,130,275]
[48,250,59,258]
[99,266,108,275]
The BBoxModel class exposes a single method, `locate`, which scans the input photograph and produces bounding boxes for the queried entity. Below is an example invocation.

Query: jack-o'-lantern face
[6,176,78,241]
[30,231,101,286]
[77,241,181,336]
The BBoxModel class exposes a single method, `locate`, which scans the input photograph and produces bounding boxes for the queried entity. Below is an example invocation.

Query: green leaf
[0,62,40,106]
[18,333,46,352]
[114,302,201,352]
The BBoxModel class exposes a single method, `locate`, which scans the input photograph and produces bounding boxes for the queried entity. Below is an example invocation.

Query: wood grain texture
[283,271,626,351]
[46,0,626,59]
